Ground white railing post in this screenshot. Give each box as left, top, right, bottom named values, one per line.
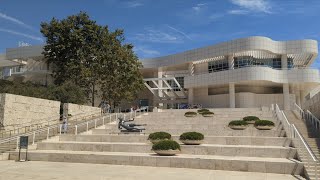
left=86, top=122, right=89, bottom=132
left=16, top=137, right=19, bottom=150
left=116, top=113, right=117, bottom=120
left=32, top=131, right=36, bottom=145
left=59, top=124, right=62, bottom=135
left=94, top=119, right=97, bottom=128
left=75, top=125, right=78, bottom=135
left=47, top=127, right=50, bottom=140
left=103, top=117, right=105, bottom=125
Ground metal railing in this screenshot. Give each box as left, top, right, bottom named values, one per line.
left=274, top=104, right=318, bottom=179
left=0, top=106, right=149, bottom=154
left=0, top=110, right=107, bottom=139
left=0, top=116, right=60, bottom=139
left=292, top=103, right=320, bottom=138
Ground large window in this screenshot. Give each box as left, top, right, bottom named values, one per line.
left=208, top=60, right=229, bottom=73
left=234, top=56, right=283, bottom=69
left=167, top=77, right=184, bottom=91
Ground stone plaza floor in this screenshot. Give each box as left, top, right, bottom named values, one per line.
left=0, top=160, right=303, bottom=180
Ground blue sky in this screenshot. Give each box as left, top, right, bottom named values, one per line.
left=0, top=0, right=320, bottom=67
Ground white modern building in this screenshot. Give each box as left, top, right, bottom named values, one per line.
left=0, top=45, right=50, bottom=85
left=0, top=36, right=319, bottom=110
left=140, top=36, right=320, bottom=110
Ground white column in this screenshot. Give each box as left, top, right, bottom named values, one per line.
left=228, top=55, right=234, bottom=70
left=188, top=63, right=194, bottom=105
left=157, top=69, right=163, bottom=108
left=229, top=83, right=235, bottom=108
left=294, top=86, right=301, bottom=107
left=158, top=70, right=163, bottom=98
left=188, top=63, right=194, bottom=76
left=281, top=54, right=288, bottom=69
left=283, top=83, right=290, bottom=110
left=300, top=90, right=308, bottom=108
left=188, top=88, right=194, bottom=105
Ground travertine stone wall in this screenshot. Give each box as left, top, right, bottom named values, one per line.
left=63, top=103, right=100, bottom=122
left=304, top=93, right=320, bottom=119
left=0, top=93, right=60, bottom=127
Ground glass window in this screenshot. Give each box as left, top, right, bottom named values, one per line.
left=208, top=60, right=229, bottom=73
left=167, top=77, right=184, bottom=91
left=287, top=58, right=294, bottom=69
left=234, top=56, right=282, bottom=69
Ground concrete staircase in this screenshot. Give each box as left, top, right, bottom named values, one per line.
left=285, top=110, right=320, bottom=179
left=9, top=108, right=305, bottom=177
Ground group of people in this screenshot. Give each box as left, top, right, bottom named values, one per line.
left=99, top=100, right=111, bottom=114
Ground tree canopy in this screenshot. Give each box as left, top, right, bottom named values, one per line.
left=0, top=79, right=87, bottom=104
left=40, top=12, right=144, bottom=106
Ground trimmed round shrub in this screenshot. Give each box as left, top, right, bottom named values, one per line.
left=179, top=132, right=204, bottom=140
left=148, top=132, right=171, bottom=140
left=228, top=120, right=248, bottom=126
left=152, top=140, right=181, bottom=151
left=254, top=120, right=275, bottom=126
left=197, top=109, right=210, bottom=114
left=243, top=116, right=260, bottom=122
left=201, top=111, right=214, bottom=115
left=185, top=111, right=197, bottom=116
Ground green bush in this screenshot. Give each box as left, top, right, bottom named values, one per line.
left=0, top=79, right=87, bottom=104
left=201, top=111, right=214, bottom=115
left=197, top=109, right=210, bottom=114
left=254, top=120, right=275, bottom=126
left=152, top=140, right=181, bottom=151
left=184, top=112, right=197, bottom=116
left=179, top=132, right=204, bottom=140
left=148, top=132, right=171, bottom=140
left=243, top=116, right=260, bottom=122
left=228, top=120, right=248, bottom=126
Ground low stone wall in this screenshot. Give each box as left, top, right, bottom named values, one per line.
left=304, top=92, right=320, bottom=119
left=0, top=93, right=60, bottom=128
left=63, top=103, right=101, bottom=122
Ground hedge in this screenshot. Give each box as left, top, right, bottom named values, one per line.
left=152, top=140, right=181, bottom=151
left=179, top=132, right=204, bottom=140
left=148, top=132, right=171, bottom=140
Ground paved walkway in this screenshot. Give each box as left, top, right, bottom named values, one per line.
left=0, top=161, right=303, bottom=180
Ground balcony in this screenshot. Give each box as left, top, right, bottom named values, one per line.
left=184, top=66, right=320, bottom=88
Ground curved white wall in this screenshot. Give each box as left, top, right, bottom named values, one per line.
left=141, top=36, right=318, bottom=68
left=185, top=66, right=320, bottom=88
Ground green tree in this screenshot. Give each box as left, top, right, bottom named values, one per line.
left=40, top=12, right=144, bottom=106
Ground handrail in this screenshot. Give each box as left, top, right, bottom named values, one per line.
left=0, top=110, right=104, bottom=139
left=291, top=124, right=318, bottom=161
left=274, top=103, right=318, bottom=179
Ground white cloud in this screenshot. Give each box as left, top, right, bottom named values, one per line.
left=0, top=12, right=35, bottom=30
left=230, top=0, right=272, bottom=13
left=228, top=9, right=249, bottom=15
left=125, top=1, right=143, bottom=8
left=134, top=46, right=160, bottom=57
left=192, top=3, right=207, bottom=12
left=166, top=25, right=192, bottom=40
left=0, top=28, right=43, bottom=42
left=132, top=26, right=189, bottom=43
left=209, top=13, right=225, bottom=20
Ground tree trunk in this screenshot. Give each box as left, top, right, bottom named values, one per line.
left=91, top=83, right=95, bottom=107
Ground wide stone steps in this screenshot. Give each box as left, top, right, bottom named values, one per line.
left=132, top=118, right=277, bottom=124
left=36, top=141, right=296, bottom=158
left=59, top=134, right=291, bottom=146
left=92, top=127, right=285, bottom=137
left=142, top=115, right=275, bottom=120
left=9, top=150, right=303, bottom=175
